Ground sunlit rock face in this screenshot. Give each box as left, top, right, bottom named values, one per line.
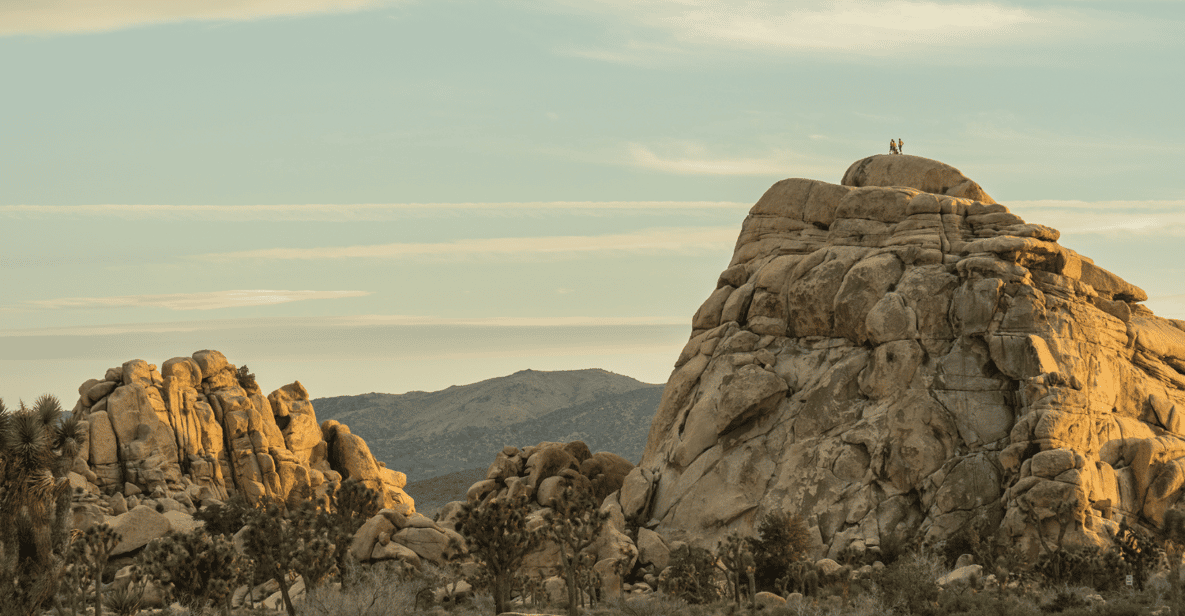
left=620, top=154, right=1185, bottom=560
left=71, top=350, right=413, bottom=513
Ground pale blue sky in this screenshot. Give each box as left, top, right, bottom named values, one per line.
left=2, top=0, right=1182, bottom=403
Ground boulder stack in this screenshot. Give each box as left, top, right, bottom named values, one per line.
left=618, top=154, right=1185, bottom=560
left=433, top=441, right=642, bottom=591
left=67, top=350, right=413, bottom=525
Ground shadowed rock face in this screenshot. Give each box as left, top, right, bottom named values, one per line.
left=70, top=350, right=413, bottom=513
left=620, top=155, right=1183, bottom=560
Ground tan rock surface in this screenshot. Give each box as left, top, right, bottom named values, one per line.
left=67, top=350, right=415, bottom=520
left=625, top=155, right=1183, bottom=558
left=109, top=505, right=173, bottom=556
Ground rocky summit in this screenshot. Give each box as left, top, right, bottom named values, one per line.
left=613, top=154, right=1185, bottom=560
left=66, top=350, right=412, bottom=535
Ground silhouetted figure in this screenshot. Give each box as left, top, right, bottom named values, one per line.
left=897, top=138, right=903, bottom=154
left=889, top=139, right=898, bottom=154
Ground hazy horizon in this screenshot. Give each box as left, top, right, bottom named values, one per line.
left=2, top=0, right=1182, bottom=405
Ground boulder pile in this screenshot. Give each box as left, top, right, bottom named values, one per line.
left=613, top=154, right=1185, bottom=560
left=425, top=441, right=654, bottom=601
left=65, top=350, right=413, bottom=543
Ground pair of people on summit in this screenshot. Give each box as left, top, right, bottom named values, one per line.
left=889, top=138, right=904, bottom=154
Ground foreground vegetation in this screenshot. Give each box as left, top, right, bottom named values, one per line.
left=10, top=393, right=1185, bottom=615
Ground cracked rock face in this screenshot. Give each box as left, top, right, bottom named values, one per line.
left=71, top=350, right=413, bottom=513
left=622, top=154, right=1185, bottom=560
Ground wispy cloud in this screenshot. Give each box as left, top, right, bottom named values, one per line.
left=11, top=290, right=370, bottom=312
left=0, top=201, right=749, bottom=221
left=543, top=0, right=1109, bottom=62
left=1007, top=200, right=1185, bottom=236
left=626, top=142, right=836, bottom=176
left=0, top=314, right=688, bottom=337
left=193, top=226, right=737, bottom=261
left=0, top=0, right=399, bottom=36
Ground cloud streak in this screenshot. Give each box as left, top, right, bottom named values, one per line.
left=0, top=314, right=689, bottom=337
left=0, top=0, right=398, bottom=36
left=14, top=290, right=370, bottom=311
left=194, top=226, right=737, bottom=261
left=626, top=142, right=836, bottom=176
left=0, top=201, right=750, bottom=221
left=545, top=0, right=1105, bottom=62
left=1007, top=200, right=1185, bottom=236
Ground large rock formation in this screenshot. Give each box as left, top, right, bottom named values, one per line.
left=67, top=350, right=413, bottom=526
left=621, top=154, right=1185, bottom=560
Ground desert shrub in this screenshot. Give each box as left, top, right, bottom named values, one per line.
left=297, top=563, right=417, bottom=616
left=660, top=544, right=720, bottom=604
left=750, top=511, right=811, bottom=591
left=936, top=588, right=1043, bottom=616
left=877, top=527, right=919, bottom=567
left=599, top=594, right=692, bottom=616
left=1038, top=587, right=1090, bottom=613
left=1033, top=544, right=1124, bottom=591
left=236, top=365, right=257, bottom=392
left=193, top=493, right=254, bottom=537
left=874, top=550, right=943, bottom=616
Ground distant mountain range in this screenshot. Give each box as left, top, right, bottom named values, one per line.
left=312, top=369, right=664, bottom=482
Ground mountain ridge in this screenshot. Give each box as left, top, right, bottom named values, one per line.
left=313, top=368, right=663, bottom=482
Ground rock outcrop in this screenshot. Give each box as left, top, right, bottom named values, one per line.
left=66, top=350, right=413, bottom=530
left=429, top=441, right=643, bottom=598
left=621, top=154, right=1185, bottom=560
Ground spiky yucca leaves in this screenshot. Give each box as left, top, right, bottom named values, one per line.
left=0, top=394, right=87, bottom=616
left=70, top=523, right=121, bottom=616
left=103, top=569, right=145, bottom=616
left=543, top=486, right=609, bottom=616
left=456, top=493, right=541, bottom=615
left=137, top=529, right=246, bottom=616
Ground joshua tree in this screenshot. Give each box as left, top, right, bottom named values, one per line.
left=138, top=529, right=246, bottom=616
left=240, top=497, right=336, bottom=616
left=0, top=394, right=87, bottom=616
left=70, top=524, right=121, bottom=616
left=543, top=486, right=609, bottom=616
left=455, top=492, right=540, bottom=615
left=322, top=478, right=381, bottom=588
left=718, top=532, right=754, bottom=607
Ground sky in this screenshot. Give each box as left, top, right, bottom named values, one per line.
left=1, top=0, right=1183, bottom=405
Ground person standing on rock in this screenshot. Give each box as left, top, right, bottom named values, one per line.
left=897, top=138, right=903, bottom=154
left=889, top=139, right=898, bottom=154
